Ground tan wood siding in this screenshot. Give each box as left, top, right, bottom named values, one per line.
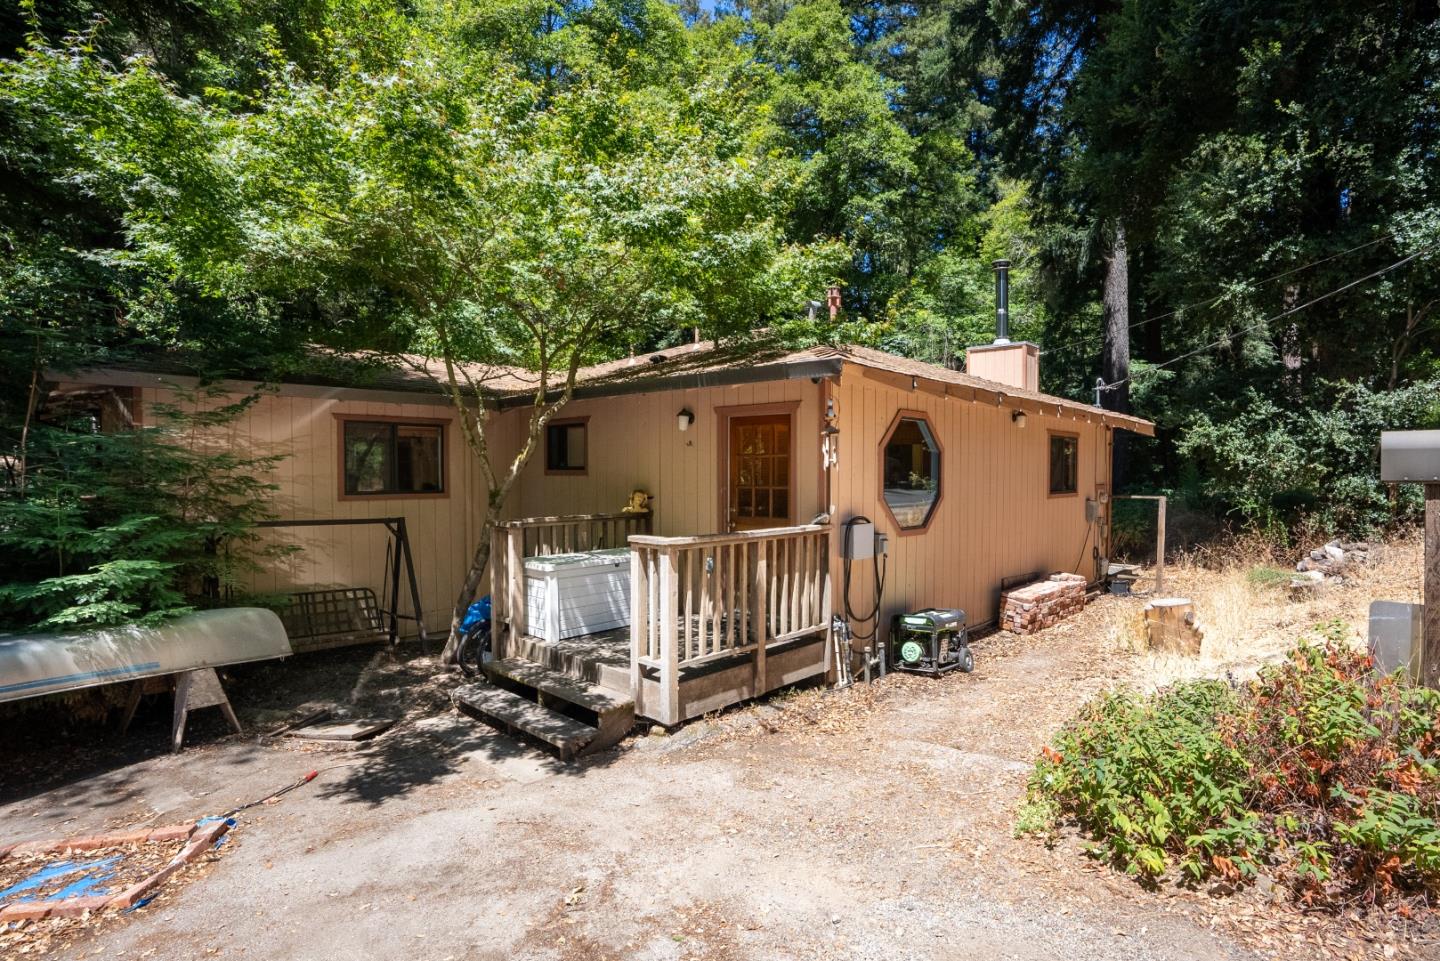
left=136, top=386, right=506, bottom=636
left=499, top=379, right=822, bottom=536
left=827, top=363, right=1111, bottom=636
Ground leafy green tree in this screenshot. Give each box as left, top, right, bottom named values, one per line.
left=2, top=2, right=843, bottom=655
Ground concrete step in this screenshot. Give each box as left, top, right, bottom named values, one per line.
left=482, top=658, right=634, bottom=755
left=503, top=632, right=631, bottom=694
left=452, top=682, right=596, bottom=762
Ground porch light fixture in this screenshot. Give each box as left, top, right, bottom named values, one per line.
left=1012, top=409, right=1027, bottom=428
left=677, top=408, right=694, bottom=432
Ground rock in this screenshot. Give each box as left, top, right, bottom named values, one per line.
left=1323, top=544, right=1346, bottom=563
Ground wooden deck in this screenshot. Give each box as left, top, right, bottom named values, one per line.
left=490, top=514, right=834, bottom=728
left=494, top=623, right=828, bottom=727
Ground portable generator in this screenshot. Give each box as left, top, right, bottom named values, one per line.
left=890, top=608, right=973, bottom=677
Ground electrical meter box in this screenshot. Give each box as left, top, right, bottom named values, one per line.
left=1380, top=430, right=1440, bottom=483
left=843, top=519, right=876, bottom=560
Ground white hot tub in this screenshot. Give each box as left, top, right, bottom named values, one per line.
left=523, top=548, right=631, bottom=643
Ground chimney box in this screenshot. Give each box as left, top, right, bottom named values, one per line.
left=966, top=341, right=1040, bottom=392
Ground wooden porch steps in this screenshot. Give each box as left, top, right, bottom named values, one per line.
left=451, top=657, right=635, bottom=761
left=452, top=683, right=599, bottom=761
left=502, top=630, right=631, bottom=694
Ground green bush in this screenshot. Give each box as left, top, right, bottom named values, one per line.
left=1176, top=380, right=1440, bottom=538
left=1023, top=630, right=1440, bottom=906
left=1245, top=565, right=1292, bottom=590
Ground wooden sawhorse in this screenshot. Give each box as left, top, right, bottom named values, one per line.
left=118, top=668, right=243, bottom=752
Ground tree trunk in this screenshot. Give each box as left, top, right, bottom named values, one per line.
left=1101, top=219, right=1131, bottom=487
left=441, top=504, right=501, bottom=663
left=1281, top=284, right=1302, bottom=402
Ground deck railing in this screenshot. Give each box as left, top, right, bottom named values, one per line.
left=629, top=525, right=832, bottom=724
left=490, top=511, right=653, bottom=638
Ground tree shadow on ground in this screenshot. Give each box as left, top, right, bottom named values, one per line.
left=311, top=696, right=628, bottom=806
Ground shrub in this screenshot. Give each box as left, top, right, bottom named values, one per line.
left=1245, top=565, right=1292, bottom=591
left=1028, top=679, right=1259, bottom=881
left=1023, top=630, right=1440, bottom=907
left=0, top=385, right=288, bottom=629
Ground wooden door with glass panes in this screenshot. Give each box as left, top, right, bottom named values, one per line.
left=727, top=414, right=793, bottom=531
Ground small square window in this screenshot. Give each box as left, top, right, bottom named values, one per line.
left=343, top=420, right=444, bottom=496
left=1049, top=434, right=1079, bottom=495
left=546, top=420, right=587, bottom=473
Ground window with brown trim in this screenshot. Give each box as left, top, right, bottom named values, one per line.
left=343, top=420, right=444, bottom=495
left=881, top=415, right=941, bottom=530
left=545, top=419, right=588, bottom=473
left=1049, top=433, right=1079, bottom=495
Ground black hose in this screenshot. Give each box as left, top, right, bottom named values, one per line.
left=842, top=518, right=887, bottom=642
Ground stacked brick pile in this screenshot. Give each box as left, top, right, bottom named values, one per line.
left=999, top=572, right=1088, bottom=634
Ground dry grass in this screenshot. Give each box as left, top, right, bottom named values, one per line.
left=1104, top=529, right=1423, bottom=690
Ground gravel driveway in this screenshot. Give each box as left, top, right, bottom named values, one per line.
left=2, top=605, right=1272, bottom=961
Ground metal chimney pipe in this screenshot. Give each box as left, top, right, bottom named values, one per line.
left=992, top=260, right=1012, bottom=344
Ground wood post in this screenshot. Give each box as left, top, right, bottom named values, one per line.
left=629, top=546, right=644, bottom=706
left=1425, top=485, right=1440, bottom=689
left=490, top=525, right=508, bottom=640
left=506, top=527, right=525, bottom=639
left=659, top=547, right=680, bottom=726
left=1112, top=494, right=1166, bottom=592
left=753, top=541, right=769, bottom=694
left=1155, top=495, right=1167, bottom=595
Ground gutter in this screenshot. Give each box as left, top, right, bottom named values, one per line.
left=492, top=358, right=846, bottom=410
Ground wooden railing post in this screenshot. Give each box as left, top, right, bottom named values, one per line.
left=820, top=530, right=834, bottom=680
left=629, top=546, right=645, bottom=706
left=491, top=525, right=509, bottom=646
left=753, top=540, right=768, bottom=694
left=506, top=524, right=526, bottom=639
left=659, top=547, right=681, bottom=726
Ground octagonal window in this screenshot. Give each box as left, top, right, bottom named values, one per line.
left=881, top=415, right=941, bottom=530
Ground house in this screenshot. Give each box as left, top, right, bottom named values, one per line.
left=57, top=287, right=1154, bottom=754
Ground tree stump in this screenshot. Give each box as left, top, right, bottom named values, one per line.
left=1143, top=598, right=1204, bottom=655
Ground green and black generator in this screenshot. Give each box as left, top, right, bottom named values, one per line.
left=890, top=608, right=973, bottom=677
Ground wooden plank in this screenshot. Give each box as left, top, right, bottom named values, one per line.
left=628, top=524, right=826, bottom=548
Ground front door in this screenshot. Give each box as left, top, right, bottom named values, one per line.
left=727, top=414, right=793, bottom=531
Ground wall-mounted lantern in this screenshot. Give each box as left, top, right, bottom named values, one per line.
left=676, top=408, right=694, bottom=432
left=1011, top=409, right=1028, bottom=429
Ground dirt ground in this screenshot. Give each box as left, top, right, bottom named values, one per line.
left=0, top=542, right=1431, bottom=961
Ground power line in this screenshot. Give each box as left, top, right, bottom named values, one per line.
left=1096, top=244, right=1437, bottom=393
left=1037, top=233, right=1395, bottom=358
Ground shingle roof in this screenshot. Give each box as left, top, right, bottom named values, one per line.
left=68, top=339, right=1154, bottom=435
left=546, top=340, right=1155, bottom=436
